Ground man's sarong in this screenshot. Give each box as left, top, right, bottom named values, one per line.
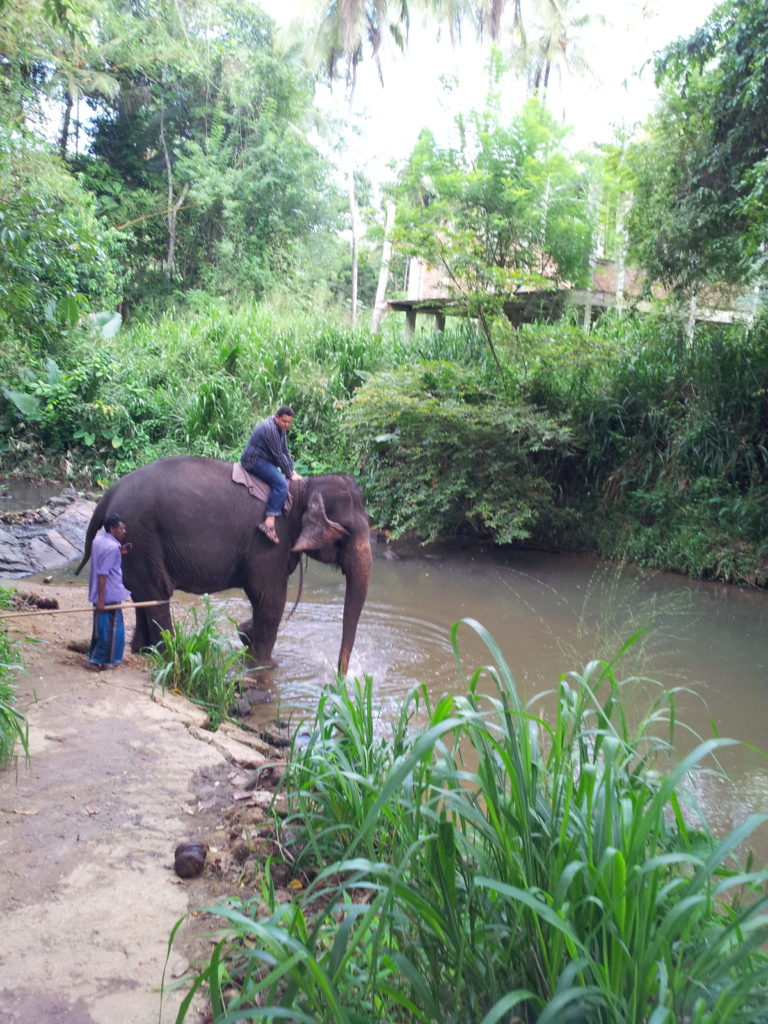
left=88, top=608, right=125, bottom=667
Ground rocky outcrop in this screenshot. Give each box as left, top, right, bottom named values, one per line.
left=0, top=491, right=96, bottom=578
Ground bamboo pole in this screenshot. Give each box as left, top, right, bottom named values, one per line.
left=0, top=599, right=171, bottom=621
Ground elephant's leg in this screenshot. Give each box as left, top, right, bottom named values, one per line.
left=132, top=598, right=174, bottom=653
left=240, top=578, right=288, bottom=667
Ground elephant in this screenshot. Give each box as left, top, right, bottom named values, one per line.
left=75, top=456, right=372, bottom=674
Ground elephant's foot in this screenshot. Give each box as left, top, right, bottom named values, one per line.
left=245, top=650, right=278, bottom=670
left=237, top=618, right=278, bottom=669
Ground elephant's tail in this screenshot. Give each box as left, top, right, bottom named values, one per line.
left=74, top=503, right=106, bottom=576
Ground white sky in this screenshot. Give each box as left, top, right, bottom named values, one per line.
left=260, top=0, right=718, bottom=182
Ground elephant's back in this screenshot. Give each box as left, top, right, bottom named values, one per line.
left=109, top=456, right=262, bottom=594
left=104, top=455, right=256, bottom=537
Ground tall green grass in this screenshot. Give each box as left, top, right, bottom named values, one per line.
left=147, top=597, right=248, bottom=730
left=0, top=589, right=29, bottom=768
left=169, top=621, right=768, bottom=1023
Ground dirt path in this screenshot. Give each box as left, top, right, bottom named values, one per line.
left=0, top=583, right=281, bottom=1024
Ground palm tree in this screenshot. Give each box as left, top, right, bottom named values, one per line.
left=53, top=56, right=118, bottom=158
left=510, top=0, right=595, bottom=108
left=297, top=0, right=515, bottom=323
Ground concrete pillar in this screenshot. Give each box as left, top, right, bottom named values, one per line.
left=434, top=312, right=446, bottom=332
left=405, top=309, right=417, bottom=338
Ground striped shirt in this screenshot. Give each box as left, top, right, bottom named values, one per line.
left=240, top=416, right=295, bottom=479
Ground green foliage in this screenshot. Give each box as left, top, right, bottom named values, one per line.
left=580, top=314, right=768, bottom=494
left=146, top=597, right=248, bottom=731
left=342, top=360, right=573, bottom=543
left=523, top=311, right=768, bottom=581
left=629, top=0, right=768, bottom=288
left=0, top=301, right=387, bottom=481
left=0, top=126, right=124, bottom=358
left=393, top=99, right=595, bottom=342
left=171, top=623, right=768, bottom=1022
left=0, top=591, right=29, bottom=769
left=80, top=0, right=344, bottom=305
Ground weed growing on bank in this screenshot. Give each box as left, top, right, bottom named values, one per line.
left=0, top=588, right=29, bottom=768
left=147, top=597, right=249, bottom=731
left=171, top=621, right=768, bottom=1023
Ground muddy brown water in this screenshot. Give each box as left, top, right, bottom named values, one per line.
left=0, top=478, right=62, bottom=512
left=46, top=541, right=768, bottom=858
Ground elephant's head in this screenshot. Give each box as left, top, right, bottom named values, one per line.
left=291, top=476, right=372, bottom=674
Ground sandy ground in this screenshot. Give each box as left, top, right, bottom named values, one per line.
left=0, top=583, right=284, bottom=1024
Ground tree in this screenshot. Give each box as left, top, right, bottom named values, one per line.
left=509, top=0, right=595, bottom=107
left=627, top=0, right=768, bottom=290
left=0, top=125, right=123, bottom=355
left=0, top=0, right=118, bottom=152
left=392, top=98, right=594, bottom=353
left=76, top=0, right=343, bottom=304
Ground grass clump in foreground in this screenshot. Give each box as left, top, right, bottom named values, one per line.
left=168, top=620, right=768, bottom=1023
left=147, top=596, right=248, bottom=730
left=0, top=589, right=29, bottom=769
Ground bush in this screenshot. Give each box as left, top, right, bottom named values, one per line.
left=342, top=361, right=574, bottom=543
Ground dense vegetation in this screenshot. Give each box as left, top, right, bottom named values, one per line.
left=3, top=3, right=768, bottom=1018
left=171, top=624, right=768, bottom=1022
left=2, top=301, right=766, bottom=585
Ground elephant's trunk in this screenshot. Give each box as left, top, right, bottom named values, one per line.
left=338, top=534, right=372, bottom=675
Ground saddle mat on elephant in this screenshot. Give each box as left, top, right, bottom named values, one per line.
left=231, top=463, right=293, bottom=513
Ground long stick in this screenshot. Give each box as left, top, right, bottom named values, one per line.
left=0, top=599, right=172, bottom=621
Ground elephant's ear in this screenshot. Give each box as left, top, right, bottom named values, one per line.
left=291, top=491, right=349, bottom=553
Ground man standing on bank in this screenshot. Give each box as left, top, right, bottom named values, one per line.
left=86, top=513, right=132, bottom=671
left=240, top=405, right=303, bottom=544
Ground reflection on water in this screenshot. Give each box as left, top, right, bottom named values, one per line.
left=38, top=542, right=768, bottom=857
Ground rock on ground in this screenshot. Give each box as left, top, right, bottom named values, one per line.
left=0, top=492, right=96, bottom=578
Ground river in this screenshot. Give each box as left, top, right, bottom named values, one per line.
left=209, top=542, right=768, bottom=849
left=39, top=538, right=768, bottom=854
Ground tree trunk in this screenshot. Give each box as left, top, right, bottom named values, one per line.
left=583, top=178, right=600, bottom=330
left=349, top=174, right=359, bottom=325
left=344, top=74, right=361, bottom=326
left=159, top=110, right=187, bottom=284
left=59, top=92, right=73, bottom=160
left=371, top=200, right=396, bottom=334
left=685, top=291, right=697, bottom=342
left=615, top=195, right=630, bottom=311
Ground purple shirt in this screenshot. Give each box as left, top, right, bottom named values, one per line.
left=88, top=530, right=132, bottom=606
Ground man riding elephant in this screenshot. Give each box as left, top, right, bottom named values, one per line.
left=240, top=405, right=303, bottom=544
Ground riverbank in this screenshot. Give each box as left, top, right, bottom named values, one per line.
left=0, top=583, right=287, bottom=1024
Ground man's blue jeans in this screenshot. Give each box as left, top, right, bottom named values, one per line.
left=248, top=460, right=288, bottom=516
